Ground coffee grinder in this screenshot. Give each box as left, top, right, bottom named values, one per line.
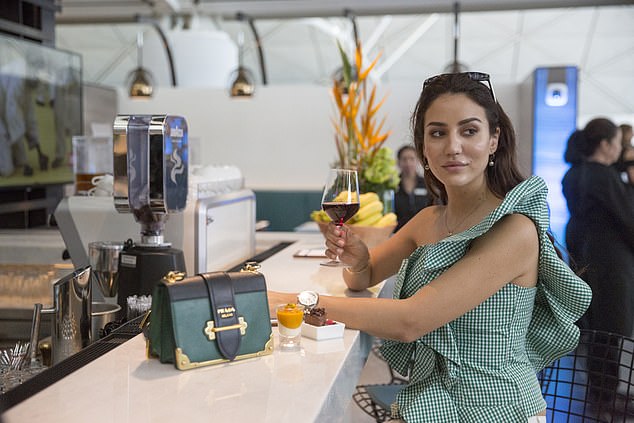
left=112, top=114, right=188, bottom=316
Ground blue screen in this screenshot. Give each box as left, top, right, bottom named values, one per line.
left=532, top=66, right=578, bottom=254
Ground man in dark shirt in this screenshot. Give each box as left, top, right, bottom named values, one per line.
left=394, top=145, right=432, bottom=231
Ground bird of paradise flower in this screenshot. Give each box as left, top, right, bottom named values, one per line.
left=331, top=41, right=391, bottom=174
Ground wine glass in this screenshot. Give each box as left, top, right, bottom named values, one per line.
left=320, top=168, right=360, bottom=267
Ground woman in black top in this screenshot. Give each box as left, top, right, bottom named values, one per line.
left=562, top=117, right=634, bottom=406
left=394, top=145, right=432, bottom=231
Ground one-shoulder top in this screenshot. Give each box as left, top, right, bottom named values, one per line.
left=380, top=176, right=592, bottom=422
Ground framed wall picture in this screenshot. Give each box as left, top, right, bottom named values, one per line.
left=0, top=33, right=82, bottom=188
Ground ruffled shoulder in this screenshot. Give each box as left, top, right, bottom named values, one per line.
left=381, top=176, right=592, bottom=380
left=500, top=176, right=592, bottom=370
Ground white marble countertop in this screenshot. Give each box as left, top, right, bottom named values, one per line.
left=3, top=232, right=383, bottom=423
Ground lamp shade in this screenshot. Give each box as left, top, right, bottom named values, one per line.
left=127, top=67, right=155, bottom=97
left=229, top=66, right=255, bottom=97
left=128, top=31, right=155, bottom=98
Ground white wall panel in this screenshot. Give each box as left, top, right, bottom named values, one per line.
left=116, top=82, right=525, bottom=190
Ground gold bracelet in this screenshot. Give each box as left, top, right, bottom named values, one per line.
left=345, top=262, right=370, bottom=274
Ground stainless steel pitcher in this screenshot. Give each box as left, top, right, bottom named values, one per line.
left=31, top=265, right=92, bottom=365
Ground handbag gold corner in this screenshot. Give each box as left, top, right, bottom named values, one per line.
left=175, top=334, right=274, bottom=371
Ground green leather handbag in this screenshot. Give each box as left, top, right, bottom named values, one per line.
left=147, top=268, right=274, bottom=370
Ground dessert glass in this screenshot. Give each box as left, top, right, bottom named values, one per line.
left=276, top=303, right=305, bottom=351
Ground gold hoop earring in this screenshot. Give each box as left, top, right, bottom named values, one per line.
left=423, top=160, right=430, bottom=170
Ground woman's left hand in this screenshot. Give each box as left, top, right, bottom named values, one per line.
left=268, top=291, right=297, bottom=315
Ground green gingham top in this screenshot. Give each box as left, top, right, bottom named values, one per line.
left=380, top=176, right=592, bottom=422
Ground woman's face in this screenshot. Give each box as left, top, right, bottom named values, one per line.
left=605, top=130, right=623, bottom=165
left=422, top=93, right=499, bottom=190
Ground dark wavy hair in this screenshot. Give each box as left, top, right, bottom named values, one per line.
left=564, top=117, right=618, bottom=165
left=411, top=73, right=524, bottom=204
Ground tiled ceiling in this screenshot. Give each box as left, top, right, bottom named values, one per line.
left=54, top=1, right=634, bottom=118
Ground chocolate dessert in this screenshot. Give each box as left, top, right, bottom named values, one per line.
left=304, top=307, right=327, bottom=327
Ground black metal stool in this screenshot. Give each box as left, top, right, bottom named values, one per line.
left=352, top=338, right=408, bottom=422
left=539, top=329, right=634, bottom=422
left=354, top=330, right=634, bottom=422
left=352, top=383, right=405, bottom=422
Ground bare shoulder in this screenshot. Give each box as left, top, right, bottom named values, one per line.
left=396, top=205, right=443, bottom=244
left=403, top=204, right=440, bottom=224
left=475, top=213, right=538, bottom=248
left=495, top=213, right=537, bottom=238
left=469, top=213, right=539, bottom=286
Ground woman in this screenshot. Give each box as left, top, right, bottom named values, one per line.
left=394, top=144, right=432, bottom=231
left=269, top=73, right=591, bottom=422
left=562, top=118, right=634, bottom=406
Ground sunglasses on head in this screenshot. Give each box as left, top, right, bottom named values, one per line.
left=422, top=72, right=497, bottom=103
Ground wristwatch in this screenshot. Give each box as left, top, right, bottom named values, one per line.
left=297, top=290, right=319, bottom=312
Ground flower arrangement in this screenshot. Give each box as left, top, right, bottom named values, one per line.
left=310, top=42, right=399, bottom=237
left=331, top=42, right=399, bottom=194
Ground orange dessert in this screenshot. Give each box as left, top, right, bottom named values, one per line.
left=276, top=303, right=304, bottom=329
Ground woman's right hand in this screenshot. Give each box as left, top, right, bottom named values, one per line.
left=323, top=223, right=370, bottom=272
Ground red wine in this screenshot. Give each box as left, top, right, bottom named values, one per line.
left=322, top=202, right=360, bottom=225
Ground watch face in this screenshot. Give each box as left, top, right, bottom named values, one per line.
left=298, top=291, right=318, bottom=308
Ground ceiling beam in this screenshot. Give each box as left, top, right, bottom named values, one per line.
left=56, top=0, right=634, bottom=24
left=194, top=0, right=634, bottom=18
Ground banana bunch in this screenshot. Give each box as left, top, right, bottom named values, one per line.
left=310, top=192, right=397, bottom=228
left=349, top=192, right=397, bottom=227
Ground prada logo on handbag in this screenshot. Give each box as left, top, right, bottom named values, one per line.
left=204, top=316, right=248, bottom=341
left=217, top=306, right=236, bottom=319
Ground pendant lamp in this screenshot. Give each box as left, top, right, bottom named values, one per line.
left=229, top=31, right=255, bottom=97
left=127, top=31, right=155, bottom=98
left=443, top=2, right=468, bottom=73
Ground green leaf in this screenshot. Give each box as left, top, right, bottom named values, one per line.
left=337, top=41, right=352, bottom=89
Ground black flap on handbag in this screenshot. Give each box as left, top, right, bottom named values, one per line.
left=201, top=272, right=241, bottom=361
left=168, top=271, right=266, bottom=301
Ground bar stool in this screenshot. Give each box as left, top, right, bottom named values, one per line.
left=352, top=338, right=408, bottom=422
left=539, top=329, right=634, bottom=422
left=354, top=330, right=634, bottom=422
left=352, top=383, right=405, bottom=422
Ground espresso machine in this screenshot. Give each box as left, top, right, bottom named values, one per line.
left=112, top=114, right=188, bottom=315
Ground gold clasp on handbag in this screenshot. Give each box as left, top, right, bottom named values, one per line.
left=204, top=317, right=248, bottom=341
left=241, top=261, right=261, bottom=273
left=163, top=270, right=186, bottom=284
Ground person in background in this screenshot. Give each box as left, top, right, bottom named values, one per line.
left=50, top=65, right=81, bottom=168
left=0, top=56, right=49, bottom=177
left=393, top=144, right=432, bottom=231
left=617, top=124, right=634, bottom=185
left=562, top=118, right=634, bottom=408
left=270, top=72, right=591, bottom=422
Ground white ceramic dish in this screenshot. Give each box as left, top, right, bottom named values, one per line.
left=301, top=321, right=345, bottom=340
